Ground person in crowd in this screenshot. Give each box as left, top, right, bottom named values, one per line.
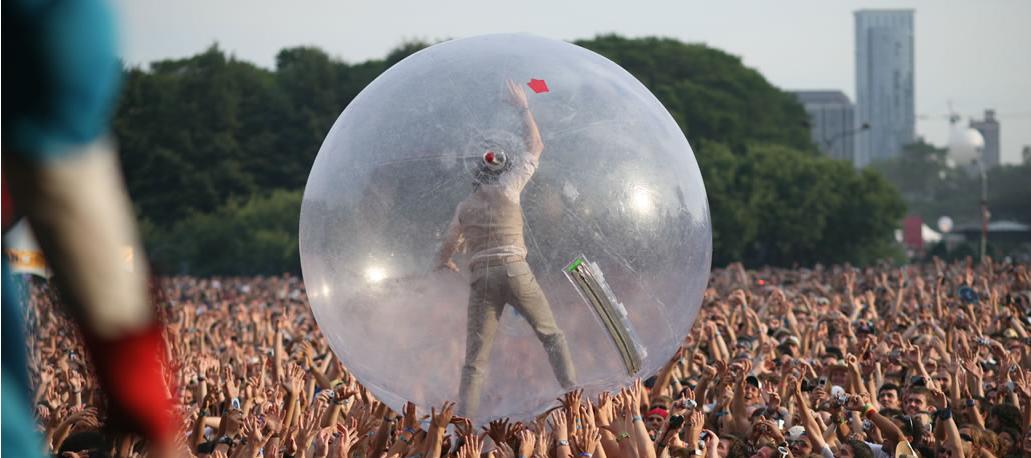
left=14, top=257, right=1031, bottom=457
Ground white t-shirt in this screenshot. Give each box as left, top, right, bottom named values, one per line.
left=453, top=154, right=538, bottom=262
left=492, top=154, right=538, bottom=203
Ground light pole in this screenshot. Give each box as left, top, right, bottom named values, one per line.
left=977, top=154, right=989, bottom=259
left=823, top=123, right=870, bottom=160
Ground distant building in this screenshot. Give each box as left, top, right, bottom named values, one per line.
left=970, top=109, right=1000, bottom=168
left=791, top=91, right=858, bottom=163
left=855, top=9, right=915, bottom=167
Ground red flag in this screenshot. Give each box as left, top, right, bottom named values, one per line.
left=527, top=79, right=549, bottom=94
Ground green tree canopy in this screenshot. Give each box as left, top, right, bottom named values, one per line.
left=115, top=36, right=903, bottom=274
left=575, top=35, right=815, bottom=153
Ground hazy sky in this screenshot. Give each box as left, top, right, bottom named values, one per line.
left=113, top=0, right=1030, bottom=164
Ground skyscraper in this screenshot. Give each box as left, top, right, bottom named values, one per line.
left=970, top=109, right=1000, bottom=168
left=855, top=9, right=915, bottom=167
left=791, top=90, right=857, bottom=163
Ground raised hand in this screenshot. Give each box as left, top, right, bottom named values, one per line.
left=313, top=428, right=334, bottom=458
left=843, top=393, right=871, bottom=412
left=927, top=388, right=949, bottom=411
left=241, top=415, right=266, bottom=447
left=517, top=429, right=536, bottom=458
left=594, top=392, right=614, bottom=426
left=282, top=363, right=305, bottom=396
left=550, top=409, right=570, bottom=442
left=431, top=401, right=456, bottom=429
left=558, top=388, right=584, bottom=412
left=223, top=366, right=240, bottom=401
left=334, top=424, right=360, bottom=458
left=505, top=80, right=529, bottom=110
left=458, top=434, right=484, bottom=458
left=484, top=418, right=514, bottom=446
left=572, top=424, right=601, bottom=457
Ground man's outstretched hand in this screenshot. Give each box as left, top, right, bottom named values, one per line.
left=505, top=80, right=529, bottom=110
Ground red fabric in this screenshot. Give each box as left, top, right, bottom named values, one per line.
left=527, top=78, right=549, bottom=94
left=646, top=407, right=669, bottom=419
left=902, top=215, right=923, bottom=251
left=82, top=323, right=176, bottom=445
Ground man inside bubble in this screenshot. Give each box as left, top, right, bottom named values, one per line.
left=435, top=79, right=577, bottom=416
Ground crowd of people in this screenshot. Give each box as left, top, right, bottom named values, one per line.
left=16, top=258, right=1031, bottom=457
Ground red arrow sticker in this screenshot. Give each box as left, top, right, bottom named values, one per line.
left=527, top=79, right=549, bottom=94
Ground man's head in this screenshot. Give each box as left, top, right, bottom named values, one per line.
left=904, top=386, right=929, bottom=416
left=646, top=407, right=668, bottom=432
left=743, top=375, right=762, bottom=403
left=785, top=426, right=811, bottom=457
left=717, top=434, right=748, bottom=458
left=650, top=395, right=673, bottom=411
left=829, top=332, right=849, bottom=351
left=878, top=383, right=901, bottom=410
left=997, top=428, right=1020, bottom=456
left=748, top=445, right=776, bottom=458
left=821, top=347, right=844, bottom=367
left=779, top=335, right=800, bottom=349
left=473, top=147, right=511, bottom=185
left=987, top=403, right=1021, bottom=431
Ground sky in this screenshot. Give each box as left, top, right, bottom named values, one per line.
left=112, top=0, right=1031, bottom=164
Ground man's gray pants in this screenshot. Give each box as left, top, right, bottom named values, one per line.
left=458, top=259, right=577, bottom=417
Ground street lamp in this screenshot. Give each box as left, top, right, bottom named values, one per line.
left=823, top=122, right=870, bottom=159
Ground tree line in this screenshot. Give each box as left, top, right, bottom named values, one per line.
left=114, top=35, right=906, bottom=275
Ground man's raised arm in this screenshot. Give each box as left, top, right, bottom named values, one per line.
left=505, top=79, right=544, bottom=160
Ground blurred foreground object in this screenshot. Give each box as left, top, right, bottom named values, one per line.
left=2, top=0, right=175, bottom=455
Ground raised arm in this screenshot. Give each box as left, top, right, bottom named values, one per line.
left=505, top=80, right=544, bottom=160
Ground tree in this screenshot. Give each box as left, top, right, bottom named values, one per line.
left=575, top=35, right=816, bottom=154
left=871, top=140, right=1031, bottom=227
left=114, top=36, right=908, bottom=274
left=145, top=190, right=302, bottom=276
left=693, top=141, right=904, bottom=267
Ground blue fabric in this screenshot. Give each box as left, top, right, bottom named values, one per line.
left=2, top=262, right=43, bottom=457
left=2, top=0, right=121, bottom=161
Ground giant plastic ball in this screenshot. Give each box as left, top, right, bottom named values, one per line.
left=300, top=34, right=711, bottom=423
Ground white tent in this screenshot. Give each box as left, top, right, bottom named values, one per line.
left=894, top=223, right=942, bottom=245
left=922, top=224, right=942, bottom=244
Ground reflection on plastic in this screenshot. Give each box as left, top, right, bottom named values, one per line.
left=364, top=266, right=387, bottom=284
left=629, top=185, right=655, bottom=216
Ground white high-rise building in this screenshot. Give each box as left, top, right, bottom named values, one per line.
left=855, top=9, right=915, bottom=167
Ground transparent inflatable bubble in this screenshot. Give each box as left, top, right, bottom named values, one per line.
left=300, top=34, right=711, bottom=423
